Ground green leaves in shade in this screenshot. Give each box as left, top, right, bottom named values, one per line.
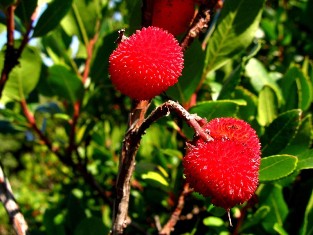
left=204, top=0, right=265, bottom=73
left=47, top=65, right=84, bottom=103
left=281, top=66, right=313, bottom=111
left=260, top=184, right=288, bottom=233
left=89, top=31, right=118, bottom=83
left=74, top=217, right=109, bottom=235
left=296, top=149, right=313, bottom=171
left=0, top=46, right=41, bottom=103
left=189, top=100, right=246, bottom=121
left=259, top=155, right=298, bottom=182
left=261, top=109, right=302, bottom=156
left=15, top=0, right=37, bottom=27
left=33, top=0, right=73, bottom=37
left=239, top=206, right=270, bottom=232
left=167, top=41, right=205, bottom=103
left=300, top=190, right=313, bottom=235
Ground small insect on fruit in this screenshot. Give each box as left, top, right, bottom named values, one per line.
left=109, top=26, right=184, bottom=100
left=183, top=118, right=261, bottom=215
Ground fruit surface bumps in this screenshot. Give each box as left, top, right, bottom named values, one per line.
left=152, top=0, right=195, bottom=36
left=183, top=118, right=261, bottom=209
left=109, top=27, right=184, bottom=100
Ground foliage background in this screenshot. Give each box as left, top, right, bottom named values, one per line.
left=0, top=0, right=313, bottom=234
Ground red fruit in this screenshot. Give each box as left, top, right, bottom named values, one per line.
left=109, top=27, right=184, bottom=100
left=183, top=118, right=261, bottom=209
left=152, top=0, right=195, bottom=36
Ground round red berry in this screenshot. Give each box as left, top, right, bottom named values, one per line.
left=109, top=27, right=184, bottom=100
left=183, top=118, right=261, bottom=209
left=152, top=0, right=195, bottom=36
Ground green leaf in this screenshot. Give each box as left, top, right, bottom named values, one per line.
left=261, top=109, right=302, bottom=156
left=203, top=216, right=225, bottom=227
left=189, top=100, right=246, bottom=121
left=61, top=0, right=100, bottom=44
left=280, top=66, right=313, bottom=111
left=167, top=41, right=205, bottom=103
left=260, top=184, right=288, bottom=233
left=257, top=85, right=278, bottom=126
left=300, top=190, right=313, bottom=235
left=217, top=64, right=242, bottom=100
left=89, top=31, right=118, bottom=83
left=245, top=58, right=283, bottom=104
left=74, top=217, right=109, bottom=235
left=259, top=155, right=298, bottom=182
left=274, top=223, right=288, bottom=235
left=47, top=65, right=84, bottom=103
left=204, top=0, right=265, bottom=73
left=33, top=0, right=73, bottom=37
left=297, top=149, right=313, bottom=171
left=233, top=86, right=257, bottom=121
left=0, top=46, right=41, bottom=103
left=281, top=114, right=312, bottom=155
left=239, top=206, right=270, bottom=232
left=15, top=0, right=37, bottom=26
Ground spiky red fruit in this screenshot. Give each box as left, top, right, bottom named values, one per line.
left=152, top=0, right=195, bottom=36
left=183, top=118, right=261, bottom=209
left=109, top=27, right=183, bottom=100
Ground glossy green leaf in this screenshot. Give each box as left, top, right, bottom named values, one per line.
left=167, top=41, right=205, bottom=103
left=281, top=114, right=312, bottom=155
left=74, top=217, right=109, bottom=235
left=259, top=155, right=298, bottom=182
left=281, top=66, right=313, bottom=111
left=300, top=190, right=313, bottom=235
left=257, top=85, right=278, bottom=126
left=204, top=0, right=265, bottom=73
left=0, top=46, right=41, bottom=103
left=274, top=223, right=288, bottom=235
left=33, top=0, right=73, bottom=37
left=260, top=184, right=288, bottom=233
left=47, top=65, right=84, bottom=103
left=189, top=100, right=246, bottom=121
left=296, top=149, right=313, bottom=171
left=261, top=109, right=302, bottom=156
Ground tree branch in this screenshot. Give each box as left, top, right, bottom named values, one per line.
left=112, top=100, right=212, bottom=234
left=159, top=182, right=193, bottom=235
left=0, top=164, right=29, bottom=235
left=180, top=0, right=221, bottom=51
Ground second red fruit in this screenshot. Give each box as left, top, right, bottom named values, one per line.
left=183, top=118, right=261, bottom=210
left=152, top=0, right=195, bottom=36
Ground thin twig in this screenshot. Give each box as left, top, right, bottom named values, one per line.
left=111, top=100, right=212, bottom=234
left=0, top=5, right=36, bottom=98
left=180, top=0, right=220, bottom=52
left=159, top=182, right=193, bottom=235
left=0, top=164, right=29, bottom=235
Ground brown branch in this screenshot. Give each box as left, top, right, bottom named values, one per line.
left=112, top=100, right=212, bottom=235
left=0, top=5, right=37, bottom=98
left=0, top=164, right=29, bottom=235
left=159, top=182, right=193, bottom=235
left=180, top=0, right=220, bottom=52
left=112, top=100, right=151, bottom=235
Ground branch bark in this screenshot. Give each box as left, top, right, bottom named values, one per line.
left=0, top=164, right=29, bottom=235
left=111, top=100, right=212, bottom=234
left=180, top=0, right=221, bottom=51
